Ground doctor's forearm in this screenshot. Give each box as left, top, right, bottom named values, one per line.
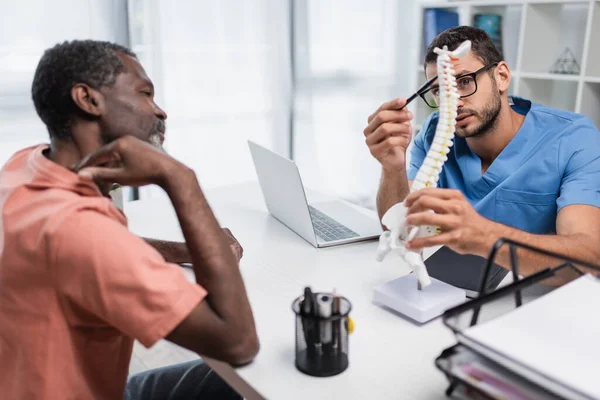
left=377, top=169, right=410, bottom=223
left=480, top=223, right=600, bottom=278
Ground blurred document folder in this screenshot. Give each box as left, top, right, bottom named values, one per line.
left=459, top=274, right=600, bottom=400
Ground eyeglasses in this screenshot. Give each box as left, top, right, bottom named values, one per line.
left=419, top=62, right=499, bottom=109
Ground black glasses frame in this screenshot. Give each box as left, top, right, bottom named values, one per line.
left=419, top=62, right=499, bottom=109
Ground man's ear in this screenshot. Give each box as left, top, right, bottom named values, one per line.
left=495, top=61, right=511, bottom=93
left=71, top=84, right=104, bottom=118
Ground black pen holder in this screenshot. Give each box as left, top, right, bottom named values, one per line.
left=292, top=294, right=352, bottom=377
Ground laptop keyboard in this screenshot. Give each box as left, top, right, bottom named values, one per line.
left=308, top=206, right=360, bottom=242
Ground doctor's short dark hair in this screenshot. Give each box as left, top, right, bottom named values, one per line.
left=424, top=26, right=503, bottom=68
left=31, top=40, right=136, bottom=140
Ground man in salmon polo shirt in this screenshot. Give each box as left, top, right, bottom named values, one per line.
left=0, top=40, right=258, bottom=399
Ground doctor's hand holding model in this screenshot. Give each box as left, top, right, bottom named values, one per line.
left=364, top=26, right=600, bottom=276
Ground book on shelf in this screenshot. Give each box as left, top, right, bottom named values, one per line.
left=423, top=8, right=459, bottom=53
left=473, top=13, right=503, bottom=59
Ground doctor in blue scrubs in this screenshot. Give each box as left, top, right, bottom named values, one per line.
left=364, top=26, right=600, bottom=275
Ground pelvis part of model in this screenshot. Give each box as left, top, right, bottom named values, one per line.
left=375, top=40, right=472, bottom=289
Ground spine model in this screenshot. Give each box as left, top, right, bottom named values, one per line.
left=412, top=44, right=464, bottom=191
left=375, top=40, right=471, bottom=289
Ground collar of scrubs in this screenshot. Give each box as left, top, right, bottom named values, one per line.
left=453, top=96, right=533, bottom=198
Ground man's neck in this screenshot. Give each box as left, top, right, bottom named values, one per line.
left=45, top=128, right=112, bottom=196
left=46, top=137, right=83, bottom=170
left=465, top=97, right=526, bottom=169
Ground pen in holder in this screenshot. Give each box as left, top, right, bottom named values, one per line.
left=292, top=289, right=352, bottom=377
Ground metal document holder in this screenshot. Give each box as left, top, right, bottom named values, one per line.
left=435, top=238, right=600, bottom=399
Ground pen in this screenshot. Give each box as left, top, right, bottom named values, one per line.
left=302, top=287, right=314, bottom=315
left=332, top=289, right=341, bottom=351
left=399, top=75, right=438, bottom=110
left=312, top=290, right=322, bottom=352
left=301, top=287, right=318, bottom=354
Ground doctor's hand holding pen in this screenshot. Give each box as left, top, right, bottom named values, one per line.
left=364, top=98, right=414, bottom=173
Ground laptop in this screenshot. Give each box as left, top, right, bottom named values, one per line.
left=424, top=246, right=509, bottom=298
left=248, top=140, right=382, bottom=248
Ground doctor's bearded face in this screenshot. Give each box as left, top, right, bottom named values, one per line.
left=425, top=50, right=502, bottom=138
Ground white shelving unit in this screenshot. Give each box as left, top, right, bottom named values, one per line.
left=410, top=0, right=600, bottom=130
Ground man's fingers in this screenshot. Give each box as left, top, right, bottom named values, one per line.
left=78, top=166, right=125, bottom=183
left=371, top=98, right=407, bottom=118
left=404, top=188, right=463, bottom=207
left=406, top=232, right=453, bottom=251
left=367, top=98, right=408, bottom=124
left=222, top=228, right=243, bottom=260
left=230, top=244, right=242, bottom=260
left=369, top=135, right=410, bottom=159
left=222, top=228, right=238, bottom=245
left=365, top=121, right=412, bottom=146
left=405, top=211, right=456, bottom=231
left=364, top=109, right=413, bottom=137
left=73, top=143, right=121, bottom=172
left=406, top=195, right=453, bottom=215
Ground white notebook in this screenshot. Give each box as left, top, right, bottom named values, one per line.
left=459, top=274, right=600, bottom=400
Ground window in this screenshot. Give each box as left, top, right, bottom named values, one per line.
left=128, top=0, right=291, bottom=199
left=0, top=0, right=128, bottom=166
left=292, top=0, right=415, bottom=208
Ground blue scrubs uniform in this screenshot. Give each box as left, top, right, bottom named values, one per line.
left=408, top=97, right=600, bottom=234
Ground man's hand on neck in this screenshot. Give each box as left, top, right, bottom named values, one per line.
left=46, top=135, right=114, bottom=196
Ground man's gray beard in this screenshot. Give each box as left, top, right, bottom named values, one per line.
left=149, top=133, right=167, bottom=153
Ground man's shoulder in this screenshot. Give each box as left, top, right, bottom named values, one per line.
left=527, top=99, right=596, bottom=131
left=537, top=107, right=599, bottom=156
left=44, top=201, right=134, bottom=265
left=513, top=97, right=599, bottom=153
left=416, top=111, right=440, bottom=147
left=46, top=198, right=127, bottom=239
left=0, top=144, right=45, bottom=173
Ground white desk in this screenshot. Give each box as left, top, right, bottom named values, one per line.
left=124, top=182, right=457, bottom=399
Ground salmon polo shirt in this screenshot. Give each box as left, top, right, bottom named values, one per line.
left=0, top=145, right=206, bottom=399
